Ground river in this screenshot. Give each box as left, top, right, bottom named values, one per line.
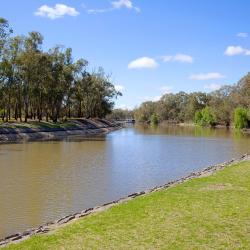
left=0, top=125, right=249, bottom=238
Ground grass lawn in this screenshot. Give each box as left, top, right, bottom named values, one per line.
left=3, top=161, right=250, bottom=250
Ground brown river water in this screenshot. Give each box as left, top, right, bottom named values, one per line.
left=0, top=125, right=249, bottom=238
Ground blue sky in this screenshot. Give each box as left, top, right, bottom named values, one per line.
left=1, top=0, right=250, bottom=109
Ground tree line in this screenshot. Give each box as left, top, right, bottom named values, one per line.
left=133, top=73, right=250, bottom=128
left=0, top=18, right=121, bottom=123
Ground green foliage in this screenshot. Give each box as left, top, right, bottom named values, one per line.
left=0, top=18, right=12, bottom=54
left=234, top=107, right=249, bottom=129
left=133, top=72, right=250, bottom=128
left=134, top=92, right=211, bottom=124
left=106, top=109, right=134, bottom=120
left=0, top=18, right=121, bottom=122
left=194, top=110, right=203, bottom=124
left=150, top=113, right=159, bottom=125
left=194, top=107, right=216, bottom=127
left=134, top=101, right=156, bottom=122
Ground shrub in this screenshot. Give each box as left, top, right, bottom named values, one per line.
left=234, top=107, right=249, bottom=129
left=194, top=107, right=216, bottom=127
left=150, top=113, right=159, bottom=125
left=194, top=110, right=203, bottom=125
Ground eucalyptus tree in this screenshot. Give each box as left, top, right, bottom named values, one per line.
left=134, top=101, right=157, bottom=122
left=84, top=68, right=121, bottom=118
left=32, top=52, right=52, bottom=121
left=0, top=18, right=122, bottom=122
left=233, top=73, right=250, bottom=109
left=0, top=18, right=13, bottom=120
left=0, top=36, right=24, bottom=121
left=74, top=68, right=121, bottom=118
left=63, top=48, right=88, bottom=119
left=20, top=31, right=43, bottom=122
left=0, top=18, right=12, bottom=57
left=45, top=46, right=65, bottom=122
left=209, top=85, right=234, bottom=126
left=183, top=92, right=210, bottom=122
left=9, top=36, right=25, bottom=121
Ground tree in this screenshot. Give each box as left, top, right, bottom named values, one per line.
left=0, top=18, right=12, bottom=56
left=134, top=101, right=156, bottom=122
left=106, top=109, right=134, bottom=120
left=232, top=73, right=250, bottom=109
left=20, top=31, right=44, bottom=122
left=184, top=92, right=210, bottom=121
left=0, top=18, right=122, bottom=123
left=209, top=85, right=234, bottom=126
left=0, top=35, right=24, bottom=121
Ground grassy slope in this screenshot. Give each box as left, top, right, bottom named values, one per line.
left=4, top=161, right=250, bottom=250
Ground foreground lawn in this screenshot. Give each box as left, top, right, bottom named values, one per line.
left=4, top=161, right=250, bottom=250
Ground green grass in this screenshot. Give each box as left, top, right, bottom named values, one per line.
left=4, top=161, right=250, bottom=250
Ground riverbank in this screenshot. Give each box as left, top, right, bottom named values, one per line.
left=1, top=154, right=249, bottom=249
left=0, top=119, right=120, bottom=143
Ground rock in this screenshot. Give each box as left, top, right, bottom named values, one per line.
left=0, top=240, right=8, bottom=246
left=56, top=215, right=70, bottom=224
left=128, top=193, right=138, bottom=198
left=84, top=207, right=94, bottom=213
left=102, top=201, right=114, bottom=206
left=22, top=230, right=33, bottom=236
left=4, top=233, right=20, bottom=240
left=57, top=215, right=75, bottom=225
left=11, top=235, right=22, bottom=241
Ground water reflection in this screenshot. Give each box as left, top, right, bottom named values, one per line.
left=0, top=125, right=249, bottom=238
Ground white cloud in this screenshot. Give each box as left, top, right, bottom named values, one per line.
left=116, top=104, right=133, bottom=110
left=189, top=72, right=226, bottom=81
left=35, top=4, right=79, bottom=19
left=225, top=46, right=244, bottom=55
left=112, top=0, right=140, bottom=12
left=160, top=86, right=173, bottom=94
left=162, top=54, right=193, bottom=63
left=87, top=8, right=113, bottom=14
left=237, top=32, right=248, bottom=38
left=128, top=53, right=193, bottom=70
left=128, top=57, right=158, bottom=69
left=152, top=96, right=161, bottom=101
left=162, top=55, right=172, bottom=62
left=224, top=45, right=250, bottom=56
left=114, top=85, right=125, bottom=92
left=173, top=54, right=193, bottom=63
left=138, top=96, right=161, bottom=102
left=138, top=86, right=173, bottom=103
left=88, top=0, right=140, bottom=14
left=204, top=83, right=222, bottom=91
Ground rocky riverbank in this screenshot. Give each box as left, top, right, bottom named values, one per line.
left=0, top=119, right=121, bottom=143
left=1, top=153, right=249, bottom=248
